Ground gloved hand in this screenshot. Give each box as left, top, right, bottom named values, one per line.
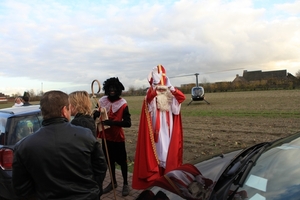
left=93, top=110, right=100, bottom=120
left=165, top=76, right=175, bottom=92
left=152, top=67, right=162, bottom=85
left=102, top=120, right=114, bottom=126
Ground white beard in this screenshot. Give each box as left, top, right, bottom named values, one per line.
left=156, top=90, right=172, bottom=111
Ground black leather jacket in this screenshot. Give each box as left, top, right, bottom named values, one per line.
left=12, top=117, right=107, bottom=200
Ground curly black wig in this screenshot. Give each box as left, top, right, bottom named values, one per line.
left=102, top=77, right=125, bottom=97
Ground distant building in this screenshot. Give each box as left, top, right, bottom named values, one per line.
left=233, top=74, right=247, bottom=82
left=0, top=97, right=7, bottom=104
left=233, top=69, right=296, bottom=82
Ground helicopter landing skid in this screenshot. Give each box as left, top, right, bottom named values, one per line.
left=187, top=99, right=210, bottom=106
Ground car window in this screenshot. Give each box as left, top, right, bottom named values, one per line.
left=0, top=117, right=7, bottom=144
left=8, top=115, right=42, bottom=144
left=0, top=118, right=6, bottom=134
left=38, top=115, right=43, bottom=124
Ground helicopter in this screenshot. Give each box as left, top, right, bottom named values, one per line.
left=170, top=73, right=209, bottom=105
left=170, top=68, right=243, bottom=105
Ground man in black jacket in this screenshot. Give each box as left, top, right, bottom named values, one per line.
left=22, top=95, right=32, bottom=106
left=12, top=90, right=107, bottom=200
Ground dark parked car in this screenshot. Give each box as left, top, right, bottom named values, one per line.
left=145, top=132, right=300, bottom=200
left=0, top=105, right=42, bottom=200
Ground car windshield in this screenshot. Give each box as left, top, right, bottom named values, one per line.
left=236, top=135, right=300, bottom=200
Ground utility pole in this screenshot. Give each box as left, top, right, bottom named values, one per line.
left=41, top=82, right=43, bottom=95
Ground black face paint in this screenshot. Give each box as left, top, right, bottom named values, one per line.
left=107, top=85, right=120, bottom=102
left=108, top=86, right=116, bottom=97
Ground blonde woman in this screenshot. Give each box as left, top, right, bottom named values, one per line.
left=69, top=91, right=97, bottom=138
left=12, top=97, right=24, bottom=107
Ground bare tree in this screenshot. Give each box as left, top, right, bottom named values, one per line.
left=296, top=70, right=300, bottom=79
left=29, top=89, right=36, bottom=97
left=127, top=86, right=135, bottom=95
left=201, top=77, right=209, bottom=84
left=12, top=92, right=22, bottom=97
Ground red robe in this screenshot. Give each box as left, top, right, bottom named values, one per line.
left=132, top=87, right=185, bottom=190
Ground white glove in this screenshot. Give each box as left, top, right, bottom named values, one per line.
left=152, top=67, right=162, bottom=85
left=165, top=76, right=175, bottom=91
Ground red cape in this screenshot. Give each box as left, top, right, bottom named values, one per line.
left=149, top=163, right=214, bottom=200
left=132, top=98, right=183, bottom=190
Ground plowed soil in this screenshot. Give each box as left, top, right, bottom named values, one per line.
left=123, top=90, right=300, bottom=167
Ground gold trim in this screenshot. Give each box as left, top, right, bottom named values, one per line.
left=144, top=98, right=159, bottom=164
left=157, top=64, right=165, bottom=85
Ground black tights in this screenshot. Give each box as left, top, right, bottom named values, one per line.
left=108, top=160, right=128, bottom=185
left=102, top=140, right=128, bottom=185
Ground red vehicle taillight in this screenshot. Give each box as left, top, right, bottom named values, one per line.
left=0, top=148, right=13, bottom=170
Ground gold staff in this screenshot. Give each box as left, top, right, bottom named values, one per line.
left=91, top=80, right=117, bottom=200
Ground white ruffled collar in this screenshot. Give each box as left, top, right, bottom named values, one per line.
left=99, top=96, right=127, bottom=113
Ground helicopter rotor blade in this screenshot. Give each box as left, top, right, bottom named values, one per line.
left=169, top=67, right=243, bottom=78
left=202, top=68, right=244, bottom=75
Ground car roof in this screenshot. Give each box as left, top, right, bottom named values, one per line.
left=0, top=105, right=40, bottom=116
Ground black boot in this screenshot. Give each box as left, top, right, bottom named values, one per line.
left=122, top=184, right=130, bottom=196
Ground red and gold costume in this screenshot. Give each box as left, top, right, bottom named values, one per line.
left=132, top=65, right=186, bottom=189
left=97, top=96, right=127, bottom=142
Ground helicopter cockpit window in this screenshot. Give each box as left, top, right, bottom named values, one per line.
left=192, top=87, right=203, bottom=96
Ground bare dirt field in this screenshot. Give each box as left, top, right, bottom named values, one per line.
left=123, top=90, right=300, bottom=168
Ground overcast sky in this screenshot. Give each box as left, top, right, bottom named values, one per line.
left=1, top=0, right=299, bottom=96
